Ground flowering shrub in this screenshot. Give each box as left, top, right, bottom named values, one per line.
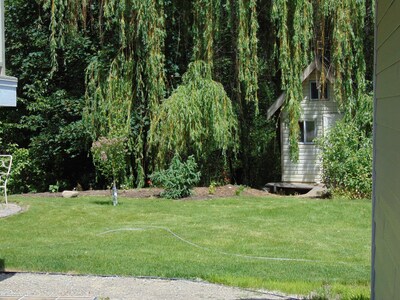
left=91, top=136, right=127, bottom=185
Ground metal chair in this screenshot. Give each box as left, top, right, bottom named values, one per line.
left=0, top=155, right=12, bottom=204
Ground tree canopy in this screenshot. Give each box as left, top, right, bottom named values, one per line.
left=1, top=0, right=375, bottom=192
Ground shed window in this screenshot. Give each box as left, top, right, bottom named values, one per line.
left=299, top=121, right=316, bottom=143
left=310, top=81, right=328, bottom=100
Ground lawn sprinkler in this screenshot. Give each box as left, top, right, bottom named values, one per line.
left=112, top=183, right=118, bottom=206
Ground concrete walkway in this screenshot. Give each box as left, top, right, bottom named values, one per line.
left=0, top=203, right=22, bottom=218
left=0, top=297, right=94, bottom=300
left=0, top=273, right=301, bottom=300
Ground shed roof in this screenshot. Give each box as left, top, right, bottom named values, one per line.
left=266, top=58, right=334, bottom=120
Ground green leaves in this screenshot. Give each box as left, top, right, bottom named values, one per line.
left=80, top=0, right=166, bottom=187
left=5, top=0, right=374, bottom=191
left=91, top=136, right=128, bottom=186
left=149, top=61, right=239, bottom=178
left=237, top=0, right=259, bottom=108
left=273, top=0, right=313, bottom=160
left=150, top=153, right=201, bottom=199
left=273, top=0, right=369, bottom=161
left=317, top=94, right=373, bottom=199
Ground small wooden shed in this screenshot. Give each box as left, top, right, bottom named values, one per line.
left=267, top=58, right=341, bottom=184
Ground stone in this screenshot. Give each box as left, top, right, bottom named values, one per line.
left=62, top=190, right=79, bottom=198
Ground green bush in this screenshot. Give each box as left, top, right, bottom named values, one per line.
left=318, top=120, right=372, bottom=199
left=7, top=147, right=40, bottom=194
left=150, top=154, right=201, bottom=199
left=208, top=181, right=217, bottom=195
left=317, top=93, right=373, bottom=199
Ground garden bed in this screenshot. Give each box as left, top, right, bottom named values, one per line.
left=19, top=184, right=273, bottom=200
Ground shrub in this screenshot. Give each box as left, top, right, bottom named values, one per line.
left=317, top=92, right=373, bottom=199
left=150, top=154, right=201, bottom=199
left=7, top=147, right=42, bottom=194
left=318, top=120, right=372, bottom=199
left=209, top=181, right=217, bottom=195
left=235, top=185, right=246, bottom=196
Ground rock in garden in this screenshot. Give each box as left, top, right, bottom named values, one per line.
left=62, top=190, right=79, bottom=198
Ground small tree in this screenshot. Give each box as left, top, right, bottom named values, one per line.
left=91, top=136, right=127, bottom=203
left=149, top=60, right=238, bottom=183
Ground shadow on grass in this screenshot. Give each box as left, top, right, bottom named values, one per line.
left=239, top=297, right=300, bottom=300
left=91, top=200, right=123, bottom=206
left=239, top=298, right=299, bottom=300
left=309, top=295, right=370, bottom=300
left=0, top=259, right=16, bottom=282
left=238, top=291, right=302, bottom=300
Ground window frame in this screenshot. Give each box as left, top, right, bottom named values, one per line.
left=298, top=120, right=317, bottom=144
left=310, top=80, right=328, bottom=100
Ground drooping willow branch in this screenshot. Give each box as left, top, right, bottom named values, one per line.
left=273, top=0, right=313, bottom=160
left=192, top=0, right=259, bottom=108
left=273, top=0, right=367, bottom=160
left=149, top=61, right=239, bottom=173
left=44, top=0, right=166, bottom=187
left=237, top=0, right=259, bottom=108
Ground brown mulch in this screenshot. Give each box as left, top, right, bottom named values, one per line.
left=19, top=184, right=274, bottom=200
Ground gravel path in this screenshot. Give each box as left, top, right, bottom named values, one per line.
left=0, top=273, right=300, bottom=300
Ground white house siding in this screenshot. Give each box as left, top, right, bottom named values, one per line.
left=0, top=0, right=5, bottom=75
left=281, top=69, right=339, bottom=183
left=0, top=0, right=17, bottom=107
left=372, top=0, right=400, bottom=298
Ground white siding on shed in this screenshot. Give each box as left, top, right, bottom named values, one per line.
left=281, top=69, right=339, bottom=183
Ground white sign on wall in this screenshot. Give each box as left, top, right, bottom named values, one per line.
left=0, top=0, right=17, bottom=107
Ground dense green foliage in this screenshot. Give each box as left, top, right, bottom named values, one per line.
left=150, top=154, right=201, bottom=199
left=319, top=121, right=372, bottom=199
left=273, top=0, right=370, bottom=158
left=1, top=0, right=374, bottom=193
left=318, top=93, right=373, bottom=199
left=2, top=0, right=94, bottom=192
left=150, top=61, right=238, bottom=182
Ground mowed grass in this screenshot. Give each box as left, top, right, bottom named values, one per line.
left=0, top=195, right=371, bottom=298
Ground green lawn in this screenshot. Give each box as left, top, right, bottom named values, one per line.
left=0, top=195, right=371, bottom=298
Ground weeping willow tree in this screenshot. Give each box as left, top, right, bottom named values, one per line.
left=43, top=0, right=165, bottom=187
left=39, top=0, right=373, bottom=188
left=149, top=61, right=238, bottom=182
left=174, top=0, right=260, bottom=183
left=192, top=0, right=259, bottom=108
left=237, top=0, right=259, bottom=108
left=272, top=0, right=313, bottom=160
left=272, top=0, right=368, bottom=160
left=192, top=0, right=220, bottom=65
left=327, top=0, right=367, bottom=113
